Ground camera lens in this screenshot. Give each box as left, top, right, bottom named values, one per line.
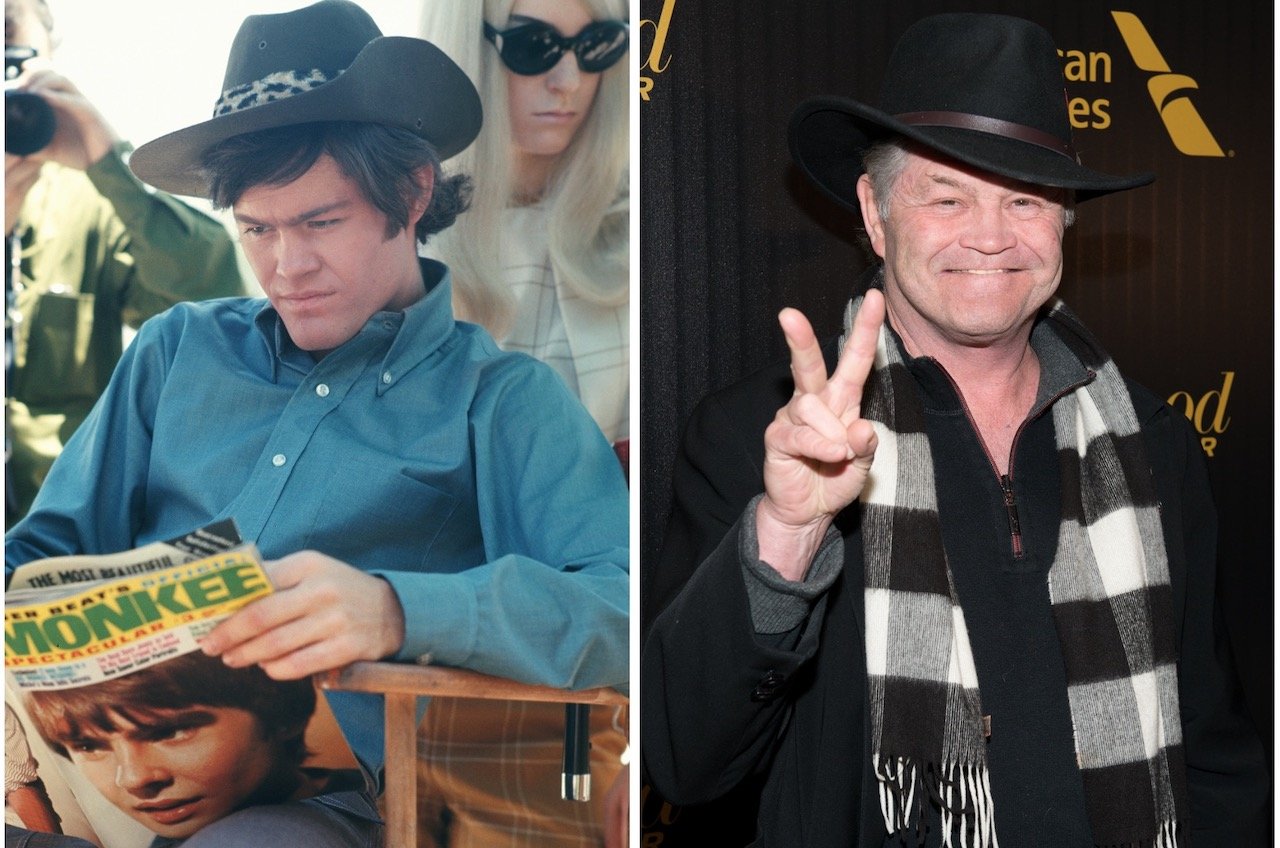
left=5, top=89, right=56, bottom=155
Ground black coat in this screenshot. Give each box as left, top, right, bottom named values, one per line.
left=641, top=339, right=1268, bottom=847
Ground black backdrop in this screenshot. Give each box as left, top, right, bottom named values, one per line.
left=638, top=0, right=1272, bottom=843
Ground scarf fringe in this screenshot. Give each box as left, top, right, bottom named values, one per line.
left=873, top=754, right=1177, bottom=848
left=873, top=754, right=999, bottom=848
left=1094, top=819, right=1180, bottom=848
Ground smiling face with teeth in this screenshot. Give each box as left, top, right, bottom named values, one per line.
left=856, top=147, right=1070, bottom=358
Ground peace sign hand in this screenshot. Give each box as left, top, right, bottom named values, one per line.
left=756, top=289, right=884, bottom=581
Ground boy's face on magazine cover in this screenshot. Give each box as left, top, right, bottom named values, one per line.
left=62, top=704, right=277, bottom=838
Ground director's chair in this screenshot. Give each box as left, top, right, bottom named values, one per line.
left=319, top=661, right=629, bottom=847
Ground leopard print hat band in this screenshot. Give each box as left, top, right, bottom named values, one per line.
left=213, top=69, right=335, bottom=118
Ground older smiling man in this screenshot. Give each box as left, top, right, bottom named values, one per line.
left=642, top=13, right=1266, bottom=848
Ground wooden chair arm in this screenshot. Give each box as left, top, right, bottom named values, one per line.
left=318, top=661, right=629, bottom=705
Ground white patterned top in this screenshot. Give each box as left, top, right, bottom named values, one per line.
left=496, top=204, right=629, bottom=443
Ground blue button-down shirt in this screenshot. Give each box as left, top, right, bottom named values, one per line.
left=5, top=260, right=629, bottom=773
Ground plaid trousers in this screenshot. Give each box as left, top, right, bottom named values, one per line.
left=411, top=698, right=628, bottom=848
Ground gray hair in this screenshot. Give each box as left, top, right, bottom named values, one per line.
left=860, top=138, right=1076, bottom=228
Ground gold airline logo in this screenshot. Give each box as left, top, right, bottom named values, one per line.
left=640, top=0, right=676, bottom=102
left=1111, top=11, right=1225, bottom=156
left=1168, top=371, right=1234, bottom=458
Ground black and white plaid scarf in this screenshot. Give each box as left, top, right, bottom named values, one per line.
left=844, top=289, right=1187, bottom=848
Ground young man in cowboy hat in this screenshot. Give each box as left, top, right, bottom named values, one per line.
left=642, top=13, right=1266, bottom=848
left=5, top=1, right=628, bottom=845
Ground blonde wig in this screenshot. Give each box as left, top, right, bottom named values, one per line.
left=420, top=0, right=629, bottom=336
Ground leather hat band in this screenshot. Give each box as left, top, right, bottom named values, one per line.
left=895, top=110, right=1077, bottom=159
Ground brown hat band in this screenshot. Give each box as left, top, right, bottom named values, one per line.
left=895, top=110, right=1077, bottom=160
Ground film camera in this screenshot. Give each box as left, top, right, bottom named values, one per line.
left=5, top=45, right=56, bottom=155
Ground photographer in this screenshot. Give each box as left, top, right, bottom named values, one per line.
left=4, top=0, right=245, bottom=524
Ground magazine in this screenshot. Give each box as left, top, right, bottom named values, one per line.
left=4, top=525, right=362, bottom=848
left=5, top=519, right=244, bottom=593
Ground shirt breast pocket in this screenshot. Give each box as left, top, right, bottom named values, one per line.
left=303, top=458, right=467, bottom=573
left=18, top=290, right=101, bottom=407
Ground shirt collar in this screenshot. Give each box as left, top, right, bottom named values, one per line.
left=252, top=257, right=456, bottom=385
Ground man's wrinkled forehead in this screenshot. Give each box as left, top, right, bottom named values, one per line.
left=899, top=146, right=1072, bottom=204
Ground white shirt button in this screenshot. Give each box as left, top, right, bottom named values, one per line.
left=382, top=371, right=393, bottom=384
left=272, top=454, right=286, bottom=467
left=316, top=383, right=330, bottom=397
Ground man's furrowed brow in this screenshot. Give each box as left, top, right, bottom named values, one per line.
left=235, top=200, right=353, bottom=228
left=926, top=173, right=970, bottom=192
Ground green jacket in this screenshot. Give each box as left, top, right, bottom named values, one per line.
left=7, top=142, right=246, bottom=523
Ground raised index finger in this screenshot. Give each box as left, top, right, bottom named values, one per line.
left=778, top=307, right=829, bottom=396
left=829, top=288, right=884, bottom=405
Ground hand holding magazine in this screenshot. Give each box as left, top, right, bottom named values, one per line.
left=4, top=523, right=361, bottom=848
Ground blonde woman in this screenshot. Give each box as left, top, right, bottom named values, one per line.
left=417, top=3, right=630, bottom=846
left=421, top=0, right=629, bottom=450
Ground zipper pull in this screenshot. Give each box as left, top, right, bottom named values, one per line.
left=999, top=474, right=1024, bottom=558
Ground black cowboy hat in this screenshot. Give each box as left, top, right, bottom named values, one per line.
left=789, top=13, right=1154, bottom=214
left=130, top=0, right=482, bottom=198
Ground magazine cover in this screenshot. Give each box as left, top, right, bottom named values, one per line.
left=4, top=530, right=361, bottom=848
left=5, top=519, right=244, bottom=593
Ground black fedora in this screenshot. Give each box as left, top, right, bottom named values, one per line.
left=789, top=13, right=1153, bottom=214
left=130, top=0, right=482, bottom=198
